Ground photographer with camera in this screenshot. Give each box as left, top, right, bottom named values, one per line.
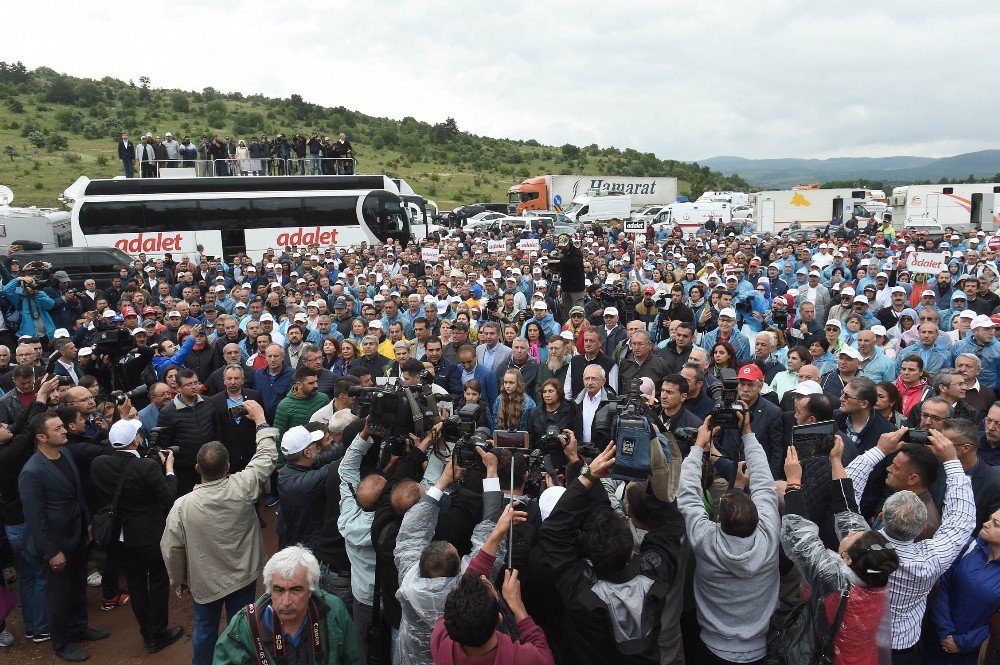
left=527, top=378, right=580, bottom=454
left=544, top=234, right=585, bottom=314
left=89, top=419, right=184, bottom=655
left=160, top=399, right=278, bottom=665
left=3, top=273, right=58, bottom=346
left=43, top=270, right=83, bottom=332
left=677, top=410, right=780, bottom=664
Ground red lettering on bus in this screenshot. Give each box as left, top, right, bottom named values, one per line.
left=114, top=233, right=185, bottom=253
left=275, top=227, right=339, bottom=246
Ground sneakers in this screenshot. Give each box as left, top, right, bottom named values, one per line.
left=264, top=495, right=279, bottom=507
left=27, top=632, right=51, bottom=643
left=101, top=593, right=130, bottom=611
left=86, top=571, right=102, bottom=587
left=0, top=629, right=13, bottom=647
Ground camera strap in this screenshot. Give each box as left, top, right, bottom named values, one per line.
left=403, top=387, right=427, bottom=438
left=245, top=596, right=323, bottom=665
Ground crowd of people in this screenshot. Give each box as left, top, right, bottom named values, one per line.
left=0, top=215, right=998, bottom=665
left=116, top=131, right=355, bottom=178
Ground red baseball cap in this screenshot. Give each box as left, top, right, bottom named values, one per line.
left=643, top=285, right=655, bottom=294
left=141, top=306, right=157, bottom=315
left=991, top=314, right=1000, bottom=326
left=121, top=307, right=137, bottom=317
left=738, top=364, right=764, bottom=382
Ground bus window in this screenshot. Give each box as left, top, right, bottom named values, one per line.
left=252, top=198, right=303, bottom=228
left=78, top=201, right=144, bottom=235
left=143, top=200, right=197, bottom=231
left=362, top=192, right=410, bottom=242
left=199, top=199, right=253, bottom=230
left=302, top=197, right=357, bottom=227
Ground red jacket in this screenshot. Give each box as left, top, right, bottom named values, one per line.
left=431, top=615, right=554, bottom=665
left=895, top=377, right=931, bottom=417
left=826, top=585, right=889, bottom=665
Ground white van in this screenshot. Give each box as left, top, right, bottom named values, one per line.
left=564, top=193, right=632, bottom=223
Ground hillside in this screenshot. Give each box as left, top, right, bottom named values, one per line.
left=0, top=62, right=748, bottom=209
left=700, top=151, right=1000, bottom=189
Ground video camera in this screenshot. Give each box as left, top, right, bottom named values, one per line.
left=606, top=379, right=655, bottom=482
left=349, top=379, right=441, bottom=440
left=707, top=367, right=744, bottom=430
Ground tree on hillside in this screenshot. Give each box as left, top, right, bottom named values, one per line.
left=430, top=117, right=459, bottom=144
left=138, top=76, right=151, bottom=101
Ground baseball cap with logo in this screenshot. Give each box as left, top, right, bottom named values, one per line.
left=738, top=364, right=764, bottom=381
left=718, top=307, right=737, bottom=319
left=839, top=346, right=863, bottom=361
left=790, top=380, right=823, bottom=397
left=972, top=315, right=995, bottom=330
left=108, top=419, right=142, bottom=448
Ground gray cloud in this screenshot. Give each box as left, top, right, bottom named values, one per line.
left=5, top=0, right=999, bottom=160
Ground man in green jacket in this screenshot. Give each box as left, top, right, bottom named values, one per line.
left=213, top=545, right=362, bottom=665
left=273, top=366, right=330, bottom=466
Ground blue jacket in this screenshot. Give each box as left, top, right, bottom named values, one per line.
left=700, top=328, right=752, bottom=365
left=491, top=394, right=536, bottom=431
left=895, top=342, right=951, bottom=377
left=952, top=337, right=1000, bottom=390
left=859, top=347, right=897, bottom=383
left=932, top=537, right=1000, bottom=660
left=253, top=366, right=295, bottom=422
left=151, top=334, right=196, bottom=379
left=520, top=312, right=560, bottom=339
left=3, top=278, right=57, bottom=339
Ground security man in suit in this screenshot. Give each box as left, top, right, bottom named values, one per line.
left=90, top=419, right=183, bottom=654
left=19, top=412, right=110, bottom=661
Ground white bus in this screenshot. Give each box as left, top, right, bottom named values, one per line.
left=65, top=175, right=412, bottom=260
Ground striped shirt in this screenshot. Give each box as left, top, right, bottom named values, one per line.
left=847, top=449, right=976, bottom=649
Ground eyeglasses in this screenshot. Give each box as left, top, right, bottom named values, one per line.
left=840, top=393, right=860, bottom=401
left=922, top=413, right=946, bottom=422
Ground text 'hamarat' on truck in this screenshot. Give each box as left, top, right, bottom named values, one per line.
left=507, top=175, right=678, bottom=215
left=749, top=186, right=888, bottom=232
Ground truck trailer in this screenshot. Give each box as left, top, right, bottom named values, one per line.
left=889, top=183, right=1000, bottom=233
left=508, top=174, right=677, bottom=215
left=750, top=187, right=883, bottom=233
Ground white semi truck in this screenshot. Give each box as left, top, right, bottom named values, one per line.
left=508, top=174, right=677, bottom=214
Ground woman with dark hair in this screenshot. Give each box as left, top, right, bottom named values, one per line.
left=810, top=337, right=836, bottom=374
left=781, top=441, right=900, bottom=665
left=875, top=381, right=905, bottom=428
left=895, top=355, right=932, bottom=417
left=331, top=339, right=358, bottom=378
left=527, top=377, right=577, bottom=450
left=524, top=321, right=548, bottom=364
left=710, top=341, right=739, bottom=378
left=320, top=337, right=340, bottom=370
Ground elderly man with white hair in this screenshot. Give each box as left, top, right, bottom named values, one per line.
left=213, top=545, right=362, bottom=665
left=845, top=425, right=976, bottom=663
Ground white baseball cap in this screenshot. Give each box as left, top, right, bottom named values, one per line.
left=280, top=425, right=324, bottom=455
left=971, top=314, right=994, bottom=330
left=259, top=313, right=274, bottom=322
left=108, top=419, right=142, bottom=448
left=718, top=307, right=737, bottom=319
left=838, top=346, right=863, bottom=361
left=790, top=381, right=823, bottom=397
left=870, top=325, right=887, bottom=336
left=840, top=287, right=855, bottom=297
left=603, top=307, right=619, bottom=317
left=825, top=319, right=842, bottom=329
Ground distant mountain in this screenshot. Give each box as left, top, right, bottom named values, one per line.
left=698, top=151, right=1000, bottom=189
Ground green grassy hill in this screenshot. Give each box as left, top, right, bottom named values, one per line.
left=0, top=62, right=748, bottom=209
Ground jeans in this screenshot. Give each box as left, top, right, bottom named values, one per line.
left=191, top=581, right=257, bottom=665
left=352, top=600, right=372, bottom=661
left=318, top=565, right=353, bottom=616
left=310, top=155, right=321, bottom=175
left=4, top=523, right=48, bottom=635
left=123, top=160, right=134, bottom=178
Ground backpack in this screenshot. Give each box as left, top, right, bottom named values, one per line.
left=766, top=590, right=848, bottom=665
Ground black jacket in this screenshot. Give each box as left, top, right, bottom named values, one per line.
left=556, top=243, right=585, bottom=293
left=156, top=395, right=218, bottom=467
left=658, top=340, right=693, bottom=373
left=539, top=480, right=684, bottom=664
left=833, top=409, right=896, bottom=519
left=527, top=400, right=579, bottom=450
left=0, top=400, right=47, bottom=524
left=207, top=389, right=262, bottom=473
left=184, top=344, right=220, bottom=383
left=89, top=450, right=177, bottom=548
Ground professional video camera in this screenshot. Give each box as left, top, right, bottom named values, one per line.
left=441, top=402, right=482, bottom=442
left=522, top=448, right=548, bottom=498
left=605, top=379, right=656, bottom=482
left=707, top=367, right=744, bottom=430
left=453, top=429, right=495, bottom=472
left=110, top=384, right=149, bottom=406
left=349, top=379, right=441, bottom=440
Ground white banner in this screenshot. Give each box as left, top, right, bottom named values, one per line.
left=487, top=239, right=507, bottom=253
left=420, top=247, right=440, bottom=263
left=906, top=251, right=947, bottom=274
left=517, top=239, right=540, bottom=252
left=624, top=219, right=647, bottom=233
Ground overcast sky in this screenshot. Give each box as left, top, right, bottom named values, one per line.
left=5, top=0, right=999, bottom=161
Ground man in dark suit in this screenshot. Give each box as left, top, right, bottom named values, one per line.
left=118, top=132, right=135, bottom=178
left=50, top=338, right=81, bottom=386
left=90, top=420, right=183, bottom=653
left=936, top=418, right=1000, bottom=536
left=719, top=364, right=785, bottom=481
left=423, top=336, right=462, bottom=396
left=456, top=344, right=498, bottom=418
left=18, top=412, right=110, bottom=661
left=208, top=364, right=263, bottom=474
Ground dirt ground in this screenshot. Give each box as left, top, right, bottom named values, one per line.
left=3, top=502, right=281, bottom=664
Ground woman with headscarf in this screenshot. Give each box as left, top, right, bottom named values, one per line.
left=890, top=308, right=919, bottom=352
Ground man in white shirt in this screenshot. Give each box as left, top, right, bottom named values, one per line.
left=573, top=364, right=612, bottom=446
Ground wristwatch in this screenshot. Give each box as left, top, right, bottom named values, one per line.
left=580, top=464, right=596, bottom=483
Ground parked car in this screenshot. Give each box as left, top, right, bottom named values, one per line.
left=12, top=246, right=132, bottom=288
